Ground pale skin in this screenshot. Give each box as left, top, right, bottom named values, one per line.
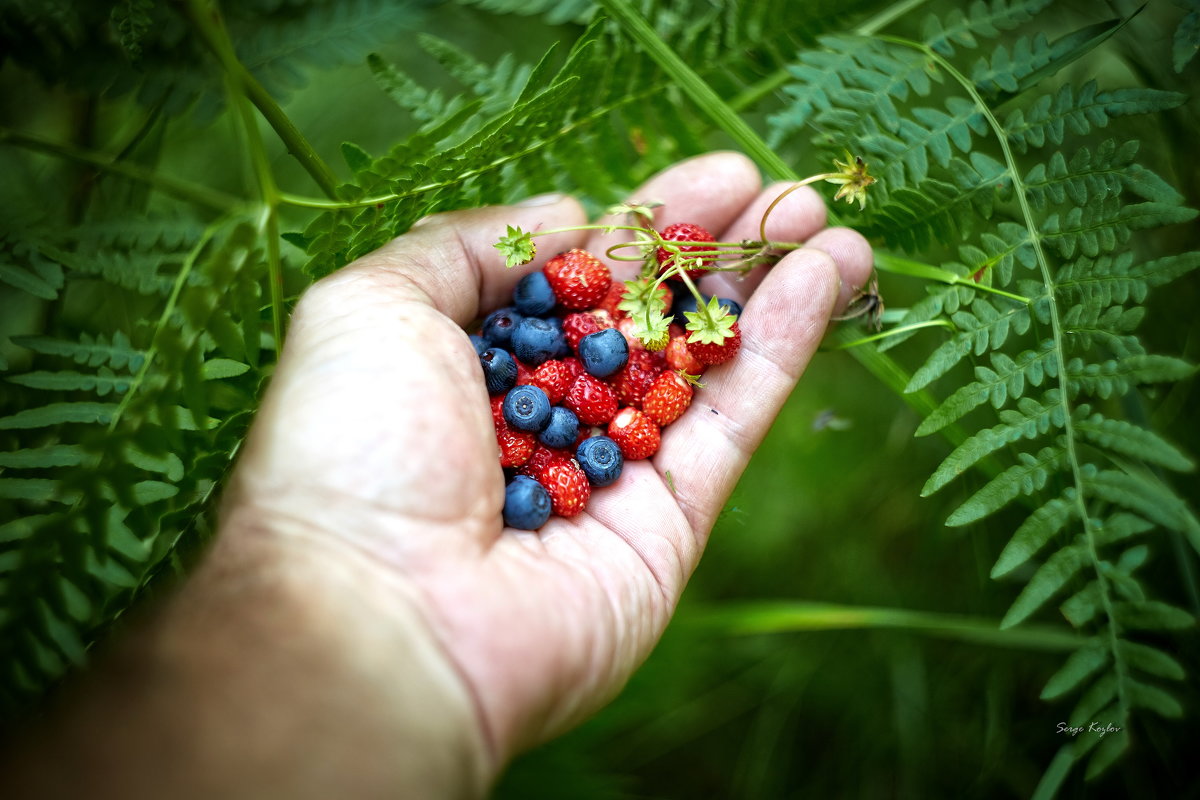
left=3, top=153, right=873, bottom=798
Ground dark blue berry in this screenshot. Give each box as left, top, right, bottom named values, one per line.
left=513, top=272, right=557, bottom=316
left=546, top=316, right=571, bottom=358
left=578, top=328, right=629, bottom=378
left=469, top=334, right=489, bottom=355
left=482, top=307, right=524, bottom=348
left=672, top=294, right=742, bottom=326
left=503, top=475, right=552, bottom=530
left=539, top=406, right=580, bottom=449
left=502, top=385, right=552, bottom=432
left=575, top=435, right=623, bottom=487
left=480, top=348, right=517, bottom=395
left=512, top=317, right=568, bottom=367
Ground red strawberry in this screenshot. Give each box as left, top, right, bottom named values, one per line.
left=665, top=324, right=706, bottom=374
left=539, top=461, right=591, bottom=517
left=497, top=426, right=536, bottom=468
left=544, top=249, right=612, bottom=310
left=490, top=395, right=507, bottom=429
left=617, top=317, right=646, bottom=352
left=565, top=374, right=618, bottom=425
left=562, top=311, right=614, bottom=353
left=611, top=349, right=666, bottom=408
left=657, top=222, right=716, bottom=279
left=560, top=356, right=585, bottom=384
left=607, top=406, right=661, bottom=460
left=514, top=358, right=534, bottom=386
left=687, top=322, right=742, bottom=365
left=595, top=282, right=630, bottom=319
left=528, top=360, right=571, bottom=405
left=574, top=426, right=594, bottom=449
left=520, top=444, right=572, bottom=480
left=642, top=371, right=693, bottom=427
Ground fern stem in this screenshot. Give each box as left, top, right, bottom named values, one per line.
left=0, top=128, right=236, bottom=212
left=831, top=320, right=954, bottom=350
left=692, top=600, right=1082, bottom=651
left=727, top=0, right=932, bottom=112
left=597, top=0, right=796, bottom=183
left=182, top=0, right=339, bottom=201
left=108, top=224, right=222, bottom=435
left=878, top=35, right=1132, bottom=725
left=875, top=251, right=1032, bottom=303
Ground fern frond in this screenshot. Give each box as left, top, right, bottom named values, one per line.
left=1004, top=81, right=1186, bottom=154
left=920, top=0, right=1052, bottom=56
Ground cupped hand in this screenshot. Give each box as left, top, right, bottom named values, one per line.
left=222, top=152, right=873, bottom=784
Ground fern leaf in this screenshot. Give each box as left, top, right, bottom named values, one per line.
left=1117, top=641, right=1185, bottom=681
left=946, top=445, right=1067, bottom=526
left=8, top=368, right=132, bottom=396
left=923, top=392, right=1064, bottom=496
left=0, top=402, right=117, bottom=430
left=1074, top=414, right=1194, bottom=471
left=1128, top=679, right=1183, bottom=718
left=1067, top=353, right=1196, bottom=398
left=0, top=445, right=88, bottom=469
left=10, top=332, right=144, bottom=371
left=1060, top=580, right=1103, bottom=627
left=1001, top=539, right=1087, bottom=627
left=1005, top=82, right=1186, bottom=154
left=1174, top=0, right=1200, bottom=71
left=992, top=491, right=1078, bottom=577
left=1083, top=469, right=1199, bottom=544
left=916, top=342, right=1057, bottom=436
left=921, top=0, right=1053, bottom=56
left=1042, top=200, right=1197, bottom=260
left=907, top=297, right=1033, bottom=391
left=1041, top=640, right=1108, bottom=699
left=1114, top=600, right=1195, bottom=630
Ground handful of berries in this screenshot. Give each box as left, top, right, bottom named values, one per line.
left=474, top=223, right=743, bottom=530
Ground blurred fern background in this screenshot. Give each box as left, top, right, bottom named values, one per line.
left=2, top=0, right=1198, bottom=797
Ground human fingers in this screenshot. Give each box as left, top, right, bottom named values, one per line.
left=698, top=182, right=827, bottom=303
left=319, top=195, right=589, bottom=328
left=654, top=235, right=872, bottom=536
left=584, top=152, right=762, bottom=284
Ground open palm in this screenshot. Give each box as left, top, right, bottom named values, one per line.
left=225, top=153, right=872, bottom=773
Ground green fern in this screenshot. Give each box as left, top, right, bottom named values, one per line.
left=768, top=0, right=1198, bottom=784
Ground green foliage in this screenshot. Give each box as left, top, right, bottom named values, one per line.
left=1, top=0, right=1197, bottom=795
left=768, top=0, right=1198, bottom=785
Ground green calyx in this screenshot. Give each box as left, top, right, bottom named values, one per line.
left=684, top=295, right=738, bottom=345
left=494, top=224, right=536, bottom=268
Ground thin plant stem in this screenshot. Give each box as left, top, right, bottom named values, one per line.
left=183, top=0, right=338, bottom=200
left=831, top=320, right=954, bottom=350
left=0, top=128, right=237, bottom=212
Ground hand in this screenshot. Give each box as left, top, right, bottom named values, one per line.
left=6, top=153, right=871, bottom=800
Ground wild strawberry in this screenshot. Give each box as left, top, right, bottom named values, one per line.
left=574, top=426, right=594, bottom=449
left=687, top=322, right=742, bottom=365
left=565, top=374, right=618, bottom=425
left=490, top=395, right=507, bottom=429
left=562, top=311, right=613, bottom=353
left=544, top=249, right=612, bottom=310
left=496, top=426, right=536, bottom=467
left=514, top=358, right=534, bottom=386
left=610, top=349, right=665, bottom=408
left=539, top=461, right=591, bottom=517
left=657, top=222, right=716, bottom=279
left=519, top=444, right=572, bottom=481
left=560, top=356, right=585, bottom=384
left=665, top=325, right=706, bottom=374
left=607, top=407, right=661, bottom=460
left=595, top=282, right=630, bottom=319
left=642, top=371, right=693, bottom=427
left=617, top=317, right=646, bottom=352
left=527, top=360, right=571, bottom=405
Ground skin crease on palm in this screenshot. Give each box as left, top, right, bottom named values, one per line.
left=224, top=152, right=874, bottom=784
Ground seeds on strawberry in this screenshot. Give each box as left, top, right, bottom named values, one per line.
left=497, top=426, right=537, bottom=468
left=656, top=222, right=716, bottom=279
left=642, top=370, right=693, bottom=427
left=664, top=325, right=706, bottom=374
left=519, top=444, right=573, bottom=481
left=565, top=374, right=619, bottom=426
left=528, top=359, right=571, bottom=404
left=544, top=249, right=612, bottom=310
left=687, top=322, right=742, bottom=365
left=610, top=349, right=665, bottom=408
left=608, top=406, right=661, bottom=460
left=539, top=461, right=591, bottom=517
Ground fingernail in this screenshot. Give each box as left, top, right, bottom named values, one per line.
left=516, top=192, right=566, bottom=207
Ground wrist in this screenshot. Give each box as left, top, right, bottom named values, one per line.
left=200, top=504, right=496, bottom=798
